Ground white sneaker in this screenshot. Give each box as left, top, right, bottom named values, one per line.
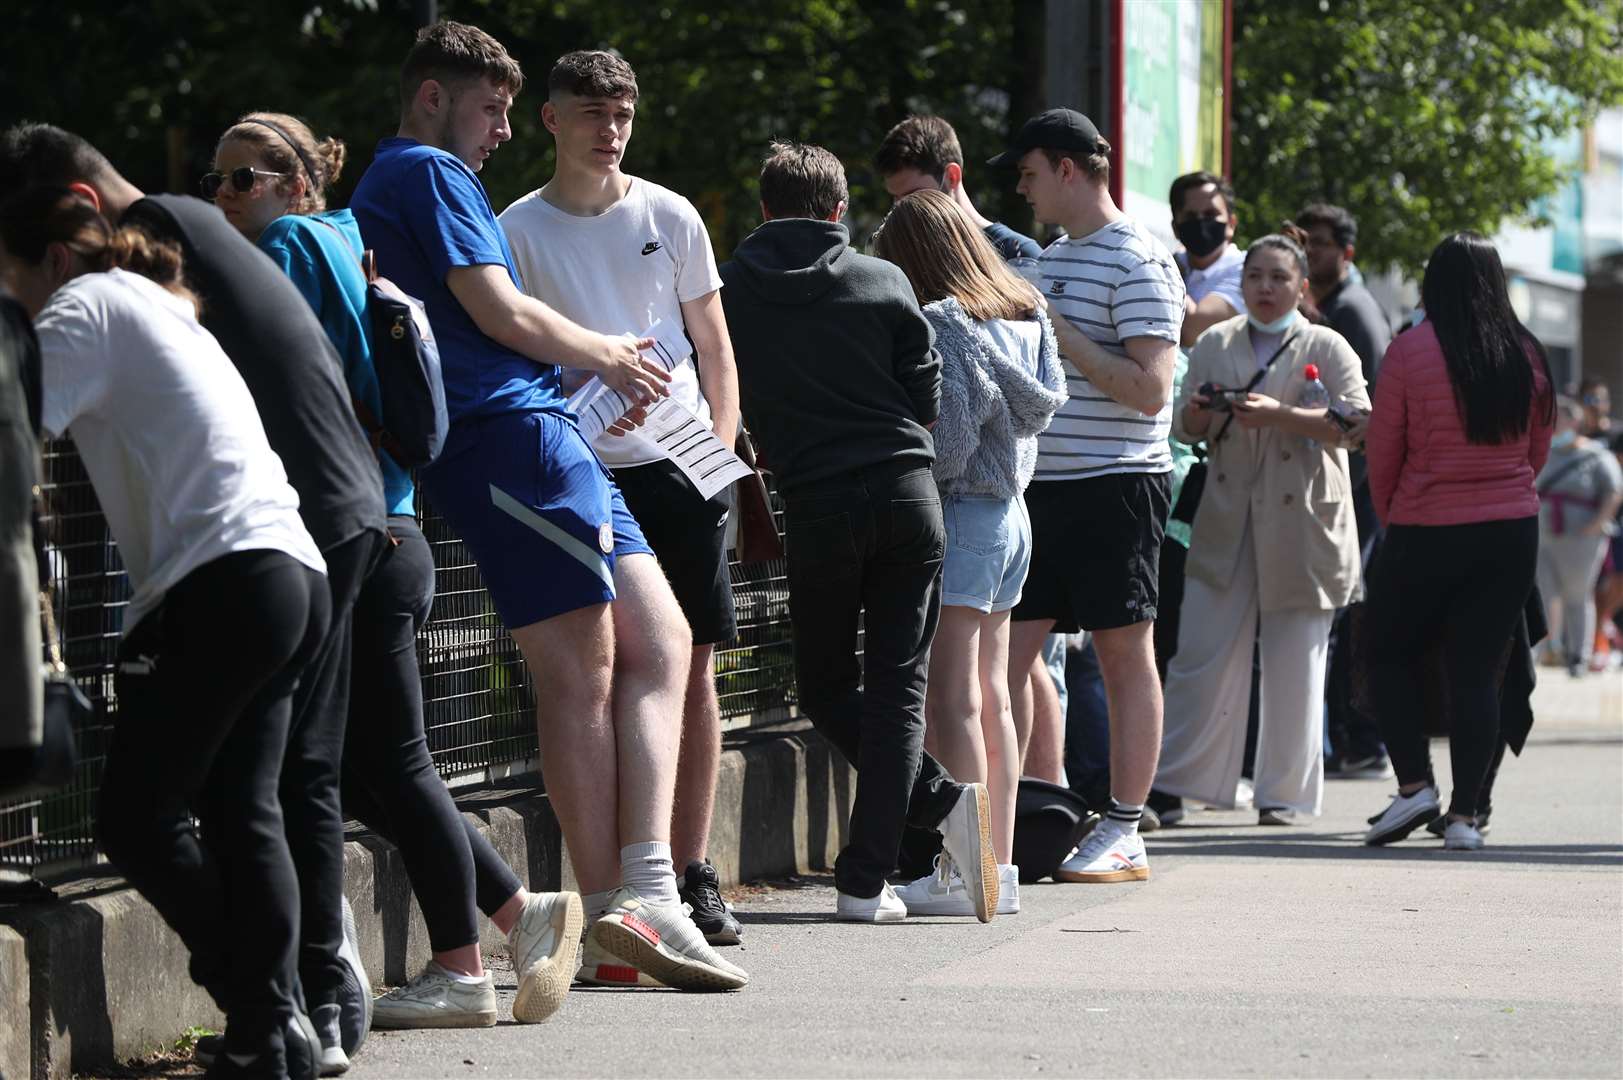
left=1234, top=778, right=1255, bottom=809
left=1443, top=818, right=1485, bottom=851
left=575, top=932, right=663, bottom=988
left=1364, top=786, right=1441, bottom=846
left=1054, top=822, right=1149, bottom=883
left=592, top=888, right=749, bottom=991
left=371, top=962, right=497, bottom=1030
left=893, top=855, right=976, bottom=917
left=936, top=783, right=998, bottom=922
left=836, top=881, right=908, bottom=923
left=508, top=890, right=583, bottom=1023
left=996, top=864, right=1020, bottom=915
left=310, top=1004, right=350, bottom=1077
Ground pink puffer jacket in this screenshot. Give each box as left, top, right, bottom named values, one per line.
left=1366, top=321, right=1552, bottom=527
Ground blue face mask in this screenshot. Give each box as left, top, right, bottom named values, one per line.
left=1551, top=429, right=1578, bottom=449
left=1248, top=308, right=1299, bottom=335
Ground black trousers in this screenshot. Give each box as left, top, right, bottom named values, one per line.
left=342, top=516, right=522, bottom=953
left=784, top=463, right=961, bottom=898
left=1367, top=517, right=1539, bottom=818
left=98, top=550, right=328, bottom=1044
left=285, top=528, right=385, bottom=1009
left=1326, top=481, right=1386, bottom=760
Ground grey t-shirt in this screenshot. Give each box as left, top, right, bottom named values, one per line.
left=1538, top=441, right=1623, bottom=536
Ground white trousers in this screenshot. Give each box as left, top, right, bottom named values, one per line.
left=1156, top=524, right=1333, bottom=815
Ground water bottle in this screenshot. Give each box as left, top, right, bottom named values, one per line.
left=1299, top=363, right=1330, bottom=451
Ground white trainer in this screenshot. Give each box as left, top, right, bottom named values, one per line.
left=1443, top=818, right=1485, bottom=851
left=575, top=932, right=663, bottom=988
left=1364, top=786, right=1441, bottom=846
left=996, top=864, right=1020, bottom=915
left=1054, top=822, right=1150, bottom=883
left=836, top=881, right=908, bottom=923
left=371, top=962, right=497, bottom=1030
left=894, top=855, right=975, bottom=916
left=592, top=888, right=749, bottom=991
left=936, top=782, right=998, bottom=922
left=508, top=890, right=584, bottom=1023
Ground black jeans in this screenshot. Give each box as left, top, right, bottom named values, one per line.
left=785, top=462, right=961, bottom=898
left=98, top=550, right=328, bottom=1044
left=1367, top=517, right=1539, bottom=818
left=342, top=517, right=521, bottom=952
left=284, top=528, right=386, bottom=1009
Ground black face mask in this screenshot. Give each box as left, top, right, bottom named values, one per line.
left=1176, top=217, right=1228, bottom=258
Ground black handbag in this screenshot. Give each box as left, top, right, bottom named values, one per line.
left=0, top=588, right=84, bottom=801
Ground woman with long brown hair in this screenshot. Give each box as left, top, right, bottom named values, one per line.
left=875, top=189, right=1066, bottom=915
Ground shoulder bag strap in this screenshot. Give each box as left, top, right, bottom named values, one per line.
left=1211, top=328, right=1300, bottom=445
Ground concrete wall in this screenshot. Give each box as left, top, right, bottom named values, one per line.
left=0, top=723, right=853, bottom=1079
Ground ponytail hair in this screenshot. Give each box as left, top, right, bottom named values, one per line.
left=217, top=111, right=344, bottom=215
left=0, top=186, right=199, bottom=314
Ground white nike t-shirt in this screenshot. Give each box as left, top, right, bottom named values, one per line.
left=500, top=177, right=724, bottom=468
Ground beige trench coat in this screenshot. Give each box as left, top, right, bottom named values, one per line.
left=1172, top=317, right=1370, bottom=612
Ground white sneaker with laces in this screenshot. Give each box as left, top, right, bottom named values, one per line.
left=894, top=855, right=975, bottom=916
left=1443, top=818, right=1485, bottom=851
left=1054, top=822, right=1149, bottom=883
left=1364, top=786, right=1441, bottom=846
left=836, top=881, right=908, bottom=923
left=935, top=783, right=997, bottom=922
left=371, top=962, right=497, bottom=1029
left=575, top=932, right=663, bottom=987
left=997, top=864, right=1020, bottom=915
left=508, top=890, right=584, bottom=1022
left=592, top=888, right=749, bottom=991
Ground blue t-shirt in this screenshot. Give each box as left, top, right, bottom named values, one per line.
left=983, top=222, right=1043, bottom=262
left=350, top=137, right=567, bottom=425
left=257, top=209, right=412, bottom=516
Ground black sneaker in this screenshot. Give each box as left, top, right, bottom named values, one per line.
left=1146, top=789, right=1185, bottom=827
left=679, top=859, right=743, bottom=946
left=202, top=1011, right=320, bottom=1080
left=1331, top=753, right=1394, bottom=781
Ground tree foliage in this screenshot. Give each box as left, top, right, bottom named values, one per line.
left=3, top=0, right=1035, bottom=253
left=1232, top=0, right=1623, bottom=276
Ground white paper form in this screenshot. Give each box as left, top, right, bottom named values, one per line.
left=566, top=320, right=753, bottom=501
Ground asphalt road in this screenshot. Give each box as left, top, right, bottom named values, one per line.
left=344, top=671, right=1621, bottom=1079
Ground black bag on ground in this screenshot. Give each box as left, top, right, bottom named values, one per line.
left=1013, top=778, right=1099, bottom=883
left=358, top=251, right=447, bottom=467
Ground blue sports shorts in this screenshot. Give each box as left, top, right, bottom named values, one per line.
left=419, top=409, right=651, bottom=629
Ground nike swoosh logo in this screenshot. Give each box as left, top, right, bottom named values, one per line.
left=641, top=241, right=662, bottom=256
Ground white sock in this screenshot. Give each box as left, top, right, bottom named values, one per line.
left=620, top=841, right=679, bottom=906
left=582, top=888, right=617, bottom=921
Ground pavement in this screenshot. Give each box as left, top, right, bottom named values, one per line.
left=93, top=671, right=1623, bottom=1079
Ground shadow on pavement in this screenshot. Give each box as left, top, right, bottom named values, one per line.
left=1149, top=831, right=1622, bottom=867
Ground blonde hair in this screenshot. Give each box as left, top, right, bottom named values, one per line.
left=217, top=112, right=345, bottom=215
left=873, top=189, right=1037, bottom=322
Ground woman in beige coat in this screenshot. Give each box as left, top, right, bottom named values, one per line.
left=1152, top=235, right=1369, bottom=823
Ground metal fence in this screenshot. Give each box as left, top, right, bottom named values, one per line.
left=0, top=439, right=798, bottom=879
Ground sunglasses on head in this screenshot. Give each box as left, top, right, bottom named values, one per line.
left=199, top=166, right=287, bottom=200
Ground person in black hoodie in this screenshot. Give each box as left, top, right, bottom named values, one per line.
left=720, top=140, right=996, bottom=924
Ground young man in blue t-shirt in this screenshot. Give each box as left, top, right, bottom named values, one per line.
left=351, top=21, right=749, bottom=1005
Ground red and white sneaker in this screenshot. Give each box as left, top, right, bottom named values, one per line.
left=591, top=888, right=749, bottom=991
left=1054, top=823, right=1150, bottom=883
left=575, top=934, right=663, bottom=988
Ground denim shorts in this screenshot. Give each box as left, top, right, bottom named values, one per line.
left=941, top=494, right=1031, bottom=613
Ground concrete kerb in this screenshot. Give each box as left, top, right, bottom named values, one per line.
left=0, top=721, right=853, bottom=1079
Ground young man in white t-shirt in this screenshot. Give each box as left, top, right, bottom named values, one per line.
left=991, top=109, right=1185, bottom=884
left=499, top=50, right=744, bottom=958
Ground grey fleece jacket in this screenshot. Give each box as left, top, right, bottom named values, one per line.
left=925, top=298, right=1067, bottom=499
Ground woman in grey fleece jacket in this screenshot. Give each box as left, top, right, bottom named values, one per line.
left=875, top=190, right=1066, bottom=914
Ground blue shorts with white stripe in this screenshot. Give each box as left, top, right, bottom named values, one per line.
left=420, top=408, right=652, bottom=629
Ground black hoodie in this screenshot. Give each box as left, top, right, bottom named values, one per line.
left=720, top=218, right=940, bottom=493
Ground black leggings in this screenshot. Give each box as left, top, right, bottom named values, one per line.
left=1367, top=517, right=1538, bottom=818
left=342, top=516, right=522, bottom=953
left=97, top=550, right=328, bottom=1044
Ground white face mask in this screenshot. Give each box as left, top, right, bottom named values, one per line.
left=1248, top=308, right=1299, bottom=335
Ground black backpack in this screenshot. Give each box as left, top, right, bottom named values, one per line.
left=356, top=250, right=447, bottom=468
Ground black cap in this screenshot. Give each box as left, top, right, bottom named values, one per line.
left=988, top=108, right=1105, bottom=168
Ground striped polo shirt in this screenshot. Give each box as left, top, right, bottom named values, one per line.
left=1034, top=218, right=1184, bottom=481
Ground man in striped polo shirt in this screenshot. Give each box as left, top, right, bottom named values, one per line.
left=991, top=109, right=1186, bottom=884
